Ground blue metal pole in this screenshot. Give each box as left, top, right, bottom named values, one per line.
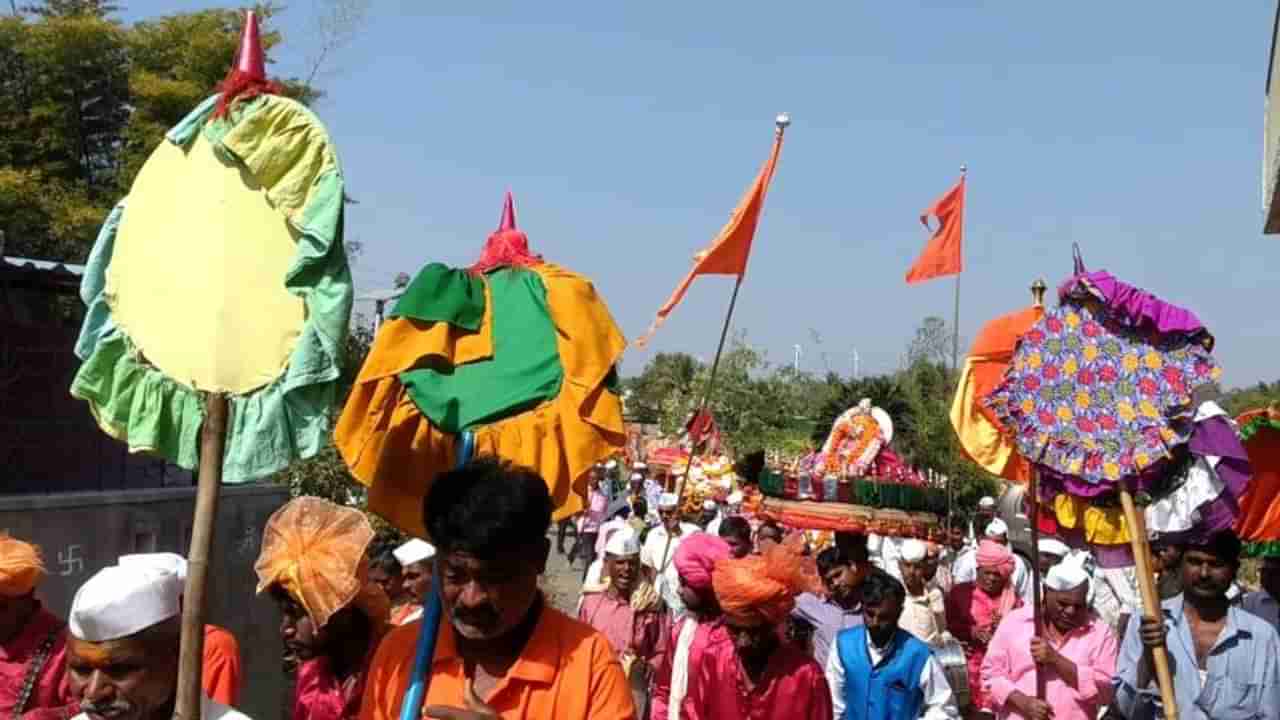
left=398, top=431, right=474, bottom=720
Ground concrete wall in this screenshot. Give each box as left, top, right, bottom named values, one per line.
left=0, top=483, right=289, bottom=720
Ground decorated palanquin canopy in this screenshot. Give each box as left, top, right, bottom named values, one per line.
left=334, top=194, right=627, bottom=537
left=70, top=20, right=352, bottom=483
left=758, top=400, right=944, bottom=538
left=1235, top=408, right=1280, bottom=556
left=982, top=267, right=1249, bottom=566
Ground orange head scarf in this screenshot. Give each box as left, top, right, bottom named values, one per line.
left=0, top=534, right=44, bottom=597
left=712, top=534, right=822, bottom=626
left=254, top=497, right=389, bottom=634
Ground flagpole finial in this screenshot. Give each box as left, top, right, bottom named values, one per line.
left=1030, top=278, right=1047, bottom=307
left=960, top=164, right=967, bottom=175
left=775, top=113, right=791, bottom=134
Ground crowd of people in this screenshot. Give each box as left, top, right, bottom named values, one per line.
left=3, top=459, right=1280, bottom=720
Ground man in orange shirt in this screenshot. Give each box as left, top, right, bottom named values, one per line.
left=360, top=458, right=635, bottom=720
left=116, top=553, right=242, bottom=707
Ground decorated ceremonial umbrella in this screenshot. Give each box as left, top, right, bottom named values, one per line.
left=334, top=192, right=626, bottom=717
left=68, top=13, right=352, bottom=720
left=974, top=251, right=1244, bottom=719
left=1235, top=407, right=1280, bottom=555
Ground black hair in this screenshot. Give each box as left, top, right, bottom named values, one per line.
left=632, top=498, right=648, bottom=518
left=815, top=546, right=849, bottom=576
left=861, top=568, right=906, bottom=607
left=1181, top=530, right=1243, bottom=567
left=423, top=457, right=553, bottom=559
left=369, top=548, right=402, bottom=576
left=834, top=531, right=869, bottom=563
left=718, top=516, right=751, bottom=543
left=757, top=520, right=783, bottom=540
left=947, top=513, right=967, bottom=529
left=733, top=450, right=766, bottom=486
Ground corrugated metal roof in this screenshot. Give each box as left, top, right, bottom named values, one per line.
left=2, top=256, right=86, bottom=277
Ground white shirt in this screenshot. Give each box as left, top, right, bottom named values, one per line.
left=640, top=523, right=700, bottom=617
left=900, top=587, right=948, bottom=647
left=1243, top=591, right=1280, bottom=631
left=869, top=534, right=907, bottom=581
left=75, top=696, right=251, bottom=720
left=824, top=630, right=960, bottom=719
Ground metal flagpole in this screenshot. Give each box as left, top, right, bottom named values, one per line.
left=656, top=113, right=790, bottom=576
left=951, top=164, right=966, bottom=374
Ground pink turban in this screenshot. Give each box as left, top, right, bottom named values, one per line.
left=674, top=533, right=731, bottom=591
left=976, top=540, right=1014, bottom=577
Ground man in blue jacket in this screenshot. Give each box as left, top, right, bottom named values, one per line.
left=825, top=569, right=960, bottom=720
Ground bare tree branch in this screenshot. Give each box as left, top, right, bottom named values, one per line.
left=303, top=0, right=370, bottom=90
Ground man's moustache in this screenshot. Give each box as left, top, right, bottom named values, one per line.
left=80, top=700, right=133, bottom=718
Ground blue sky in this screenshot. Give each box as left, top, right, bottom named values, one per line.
left=123, top=2, right=1280, bottom=386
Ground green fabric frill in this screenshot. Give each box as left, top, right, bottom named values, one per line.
left=1245, top=541, right=1280, bottom=558
left=71, top=93, right=352, bottom=483
left=391, top=263, right=486, bottom=330
left=1241, top=414, right=1280, bottom=444
left=398, top=267, right=564, bottom=434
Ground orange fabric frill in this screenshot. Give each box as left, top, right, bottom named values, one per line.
left=1235, top=409, right=1280, bottom=544
left=950, top=306, right=1043, bottom=483
left=334, top=263, right=626, bottom=539
left=712, top=535, right=821, bottom=626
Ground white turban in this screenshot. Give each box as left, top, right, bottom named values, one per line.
left=984, top=518, right=1009, bottom=538
left=658, top=493, right=679, bottom=509
left=899, top=539, right=927, bottom=562
left=978, top=496, right=997, bottom=509
left=1038, top=538, right=1070, bottom=558
left=70, top=565, right=179, bottom=642
left=393, top=538, right=436, bottom=566
left=604, top=529, right=641, bottom=557
left=727, top=491, right=744, bottom=505
left=702, top=500, right=717, bottom=511
left=1044, top=555, right=1091, bottom=592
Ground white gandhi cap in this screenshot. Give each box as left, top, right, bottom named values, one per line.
left=70, top=565, right=180, bottom=642
left=604, top=529, right=641, bottom=557
left=393, top=538, right=436, bottom=566
left=899, top=539, right=927, bottom=562
left=984, top=518, right=1009, bottom=537
left=117, top=552, right=188, bottom=603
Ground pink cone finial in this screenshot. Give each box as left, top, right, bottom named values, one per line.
left=234, top=11, right=266, bottom=82
left=498, top=191, right=517, bottom=231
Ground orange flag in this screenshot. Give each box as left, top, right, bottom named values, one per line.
left=637, top=129, right=784, bottom=346
left=906, top=174, right=965, bottom=284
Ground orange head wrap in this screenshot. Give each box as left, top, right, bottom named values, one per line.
left=254, top=497, right=388, bottom=633
left=711, top=534, right=822, bottom=626
left=0, top=534, right=45, bottom=597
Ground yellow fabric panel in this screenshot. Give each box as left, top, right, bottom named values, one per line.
left=354, top=291, right=493, bottom=385
left=220, top=96, right=340, bottom=227
left=950, top=357, right=1018, bottom=476
left=1052, top=494, right=1130, bottom=543
left=107, top=132, right=304, bottom=394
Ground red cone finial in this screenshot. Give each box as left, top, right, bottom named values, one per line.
left=498, top=191, right=517, bottom=231
left=214, top=10, right=280, bottom=118
left=234, top=11, right=266, bottom=81
left=470, top=190, right=541, bottom=274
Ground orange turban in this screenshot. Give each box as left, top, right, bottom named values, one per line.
left=712, top=535, right=822, bottom=625
left=0, top=534, right=44, bottom=597
left=254, top=497, right=388, bottom=632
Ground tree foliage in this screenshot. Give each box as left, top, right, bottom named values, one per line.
left=2, top=1, right=316, bottom=262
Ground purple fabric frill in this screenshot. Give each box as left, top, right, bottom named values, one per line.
left=1059, top=271, right=1213, bottom=348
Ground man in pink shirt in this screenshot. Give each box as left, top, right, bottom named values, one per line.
left=649, top=534, right=730, bottom=720
left=980, top=557, right=1119, bottom=720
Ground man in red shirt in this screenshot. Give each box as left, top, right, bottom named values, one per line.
left=0, top=534, right=73, bottom=720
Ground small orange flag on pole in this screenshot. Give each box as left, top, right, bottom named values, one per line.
left=637, top=118, right=787, bottom=346
left=906, top=173, right=966, bottom=284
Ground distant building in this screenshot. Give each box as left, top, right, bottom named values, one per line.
left=1, top=253, right=288, bottom=720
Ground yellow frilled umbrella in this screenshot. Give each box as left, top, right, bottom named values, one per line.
left=334, top=193, right=627, bottom=538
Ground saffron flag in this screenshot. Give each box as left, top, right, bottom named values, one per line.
left=906, top=175, right=965, bottom=284
left=637, top=130, right=784, bottom=346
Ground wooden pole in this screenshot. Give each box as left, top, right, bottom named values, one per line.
left=1118, top=488, right=1179, bottom=720
left=174, top=394, right=228, bottom=720
left=1028, top=470, right=1046, bottom=701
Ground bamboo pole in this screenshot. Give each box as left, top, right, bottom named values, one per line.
left=1118, top=488, right=1178, bottom=720
left=1028, top=471, right=1046, bottom=701
left=174, top=394, right=228, bottom=720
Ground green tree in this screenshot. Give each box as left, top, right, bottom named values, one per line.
left=625, top=352, right=699, bottom=423
left=2, top=2, right=316, bottom=262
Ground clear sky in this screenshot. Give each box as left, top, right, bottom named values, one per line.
left=122, top=2, right=1280, bottom=386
